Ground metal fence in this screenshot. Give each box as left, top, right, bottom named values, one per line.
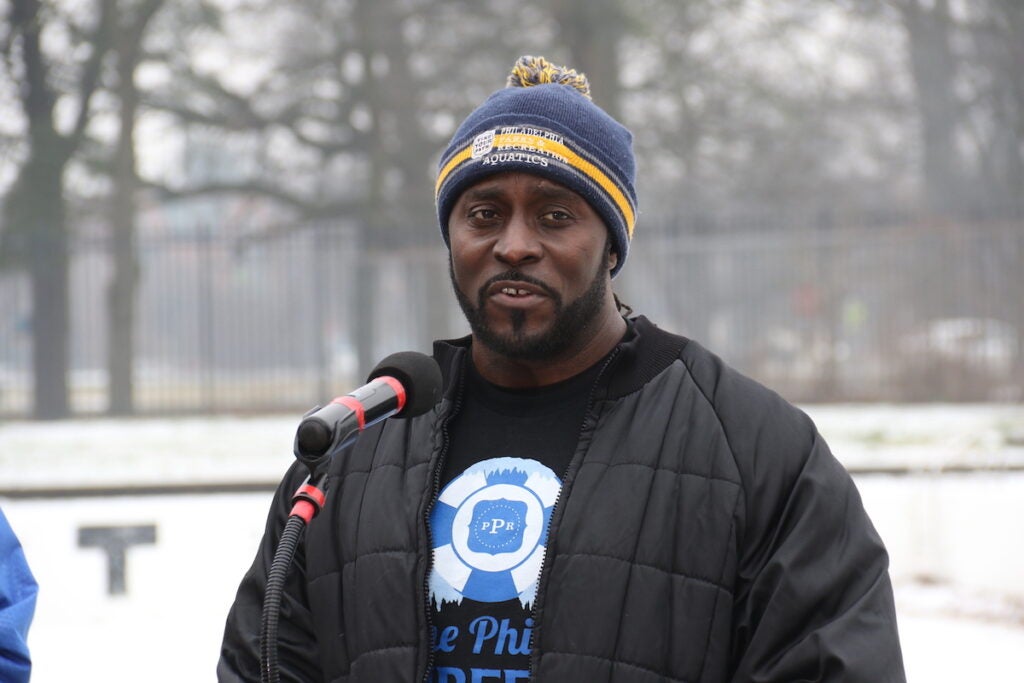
left=618, top=219, right=1023, bottom=403
left=1, top=218, right=1021, bottom=417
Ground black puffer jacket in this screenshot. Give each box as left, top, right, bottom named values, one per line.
left=219, top=316, right=905, bottom=682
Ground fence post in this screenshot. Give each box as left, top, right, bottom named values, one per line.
left=199, top=223, right=215, bottom=413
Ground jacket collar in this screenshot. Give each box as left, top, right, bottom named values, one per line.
left=602, top=316, right=690, bottom=399
left=431, top=315, right=689, bottom=402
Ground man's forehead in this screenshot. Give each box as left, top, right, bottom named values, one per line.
left=458, top=173, right=585, bottom=203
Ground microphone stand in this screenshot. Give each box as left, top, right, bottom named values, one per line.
left=256, top=351, right=441, bottom=682
left=259, top=412, right=355, bottom=683
left=259, top=470, right=328, bottom=683
left=258, top=392, right=392, bottom=682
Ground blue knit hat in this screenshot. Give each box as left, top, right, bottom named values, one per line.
left=436, top=56, right=637, bottom=277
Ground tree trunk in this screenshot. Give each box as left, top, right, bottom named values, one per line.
left=28, top=171, right=71, bottom=419
left=10, top=0, right=71, bottom=419
left=107, top=29, right=142, bottom=415
left=551, top=0, right=625, bottom=119
left=8, top=0, right=115, bottom=418
left=987, top=1, right=1024, bottom=216
left=106, top=0, right=163, bottom=414
left=900, top=0, right=964, bottom=215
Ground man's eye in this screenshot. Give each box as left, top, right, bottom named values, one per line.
left=543, top=210, right=572, bottom=222
left=468, top=208, right=499, bottom=221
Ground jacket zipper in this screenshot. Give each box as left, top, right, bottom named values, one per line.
left=526, top=346, right=621, bottom=680
left=420, top=354, right=467, bottom=683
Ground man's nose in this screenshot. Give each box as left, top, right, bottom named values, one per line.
left=493, top=215, right=542, bottom=266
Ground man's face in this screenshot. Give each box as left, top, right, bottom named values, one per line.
left=448, top=172, right=617, bottom=360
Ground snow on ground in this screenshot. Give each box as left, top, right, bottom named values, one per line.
left=2, top=405, right=1023, bottom=681
left=804, top=403, right=1024, bottom=470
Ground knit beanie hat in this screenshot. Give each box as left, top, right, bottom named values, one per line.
left=436, top=56, right=637, bottom=277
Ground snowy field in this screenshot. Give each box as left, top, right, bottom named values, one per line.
left=2, top=405, right=1024, bottom=681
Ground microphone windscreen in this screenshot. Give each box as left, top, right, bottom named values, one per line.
left=296, top=417, right=332, bottom=458
left=367, top=351, right=443, bottom=418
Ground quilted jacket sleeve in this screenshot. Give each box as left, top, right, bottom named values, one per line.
left=728, top=407, right=905, bottom=682
left=218, top=462, right=322, bottom=683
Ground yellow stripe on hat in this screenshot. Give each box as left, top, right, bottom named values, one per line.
left=436, top=145, right=474, bottom=197
left=436, top=133, right=635, bottom=238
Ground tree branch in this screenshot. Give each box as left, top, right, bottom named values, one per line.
left=140, top=177, right=366, bottom=221
left=67, top=0, right=117, bottom=153
left=143, top=178, right=312, bottom=210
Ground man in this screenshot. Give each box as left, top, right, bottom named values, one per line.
left=219, top=56, right=905, bottom=682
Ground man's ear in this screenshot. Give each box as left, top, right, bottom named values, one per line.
left=608, top=249, right=619, bottom=272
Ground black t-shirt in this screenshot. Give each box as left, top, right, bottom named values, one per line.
left=427, top=356, right=604, bottom=683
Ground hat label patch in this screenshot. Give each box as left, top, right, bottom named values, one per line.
left=470, top=126, right=573, bottom=171
left=470, top=127, right=571, bottom=168
left=471, top=130, right=496, bottom=159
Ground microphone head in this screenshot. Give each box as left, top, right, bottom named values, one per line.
left=295, top=416, right=332, bottom=459
left=366, top=351, right=443, bottom=418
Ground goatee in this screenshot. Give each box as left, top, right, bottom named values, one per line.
left=450, top=254, right=610, bottom=361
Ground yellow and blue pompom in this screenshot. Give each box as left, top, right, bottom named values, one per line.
left=506, top=55, right=592, bottom=100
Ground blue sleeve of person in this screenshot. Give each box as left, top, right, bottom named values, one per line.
left=0, top=507, right=38, bottom=683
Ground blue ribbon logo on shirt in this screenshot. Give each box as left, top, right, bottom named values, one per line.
left=429, top=457, right=562, bottom=606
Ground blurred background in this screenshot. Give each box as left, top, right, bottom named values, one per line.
left=0, top=0, right=1022, bottom=680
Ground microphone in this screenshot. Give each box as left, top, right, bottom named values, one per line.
left=294, top=351, right=442, bottom=471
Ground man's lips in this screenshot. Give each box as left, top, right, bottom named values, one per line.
left=487, top=281, right=546, bottom=299
left=482, top=280, right=554, bottom=310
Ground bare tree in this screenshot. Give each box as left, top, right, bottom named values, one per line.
left=963, top=0, right=1024, bottom=215
left=896, top=0, right=965, bottom=215
left=2, top=0, right=116, bottom=418
left=105, top=0, right=166, bottom=415
left=140, top=0, right=563, bottom=374
left=550, top=0, right=625, bottom=119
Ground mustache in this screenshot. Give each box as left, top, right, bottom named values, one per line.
left=477, top=271, right=559, bottom=302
